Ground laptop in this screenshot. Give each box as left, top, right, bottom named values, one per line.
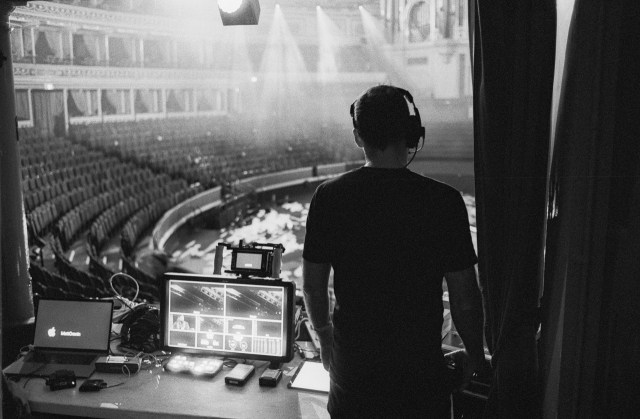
left=4, top=298, right=113, bottom=378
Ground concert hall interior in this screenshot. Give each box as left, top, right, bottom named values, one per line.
left=1, top=1, right=639, bottom=418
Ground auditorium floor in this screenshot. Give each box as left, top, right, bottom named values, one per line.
left=55, top=189, right=475, bottom=302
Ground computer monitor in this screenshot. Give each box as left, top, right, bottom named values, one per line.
left=160, top=272, right=296, bottom=367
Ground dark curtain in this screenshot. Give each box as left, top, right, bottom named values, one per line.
left=101, top=91, right=117, bottom=115
left=134, top=90, right=149, bottom=114
left=67, top=92, right=84, bottom=117
left=109, top=37, right=130, bottom=65
left=72, top=34, right=93, bottom=64
left=541, top=1, right=640, bottom=417
left=166, top=90, right=183, bottom=113
left=32, top=90, right=64, bottom=139
left=14, top=90, right=30, bottom=121
left=34, top=31, right=54, bottom=62
left=471, top=1, right=556, bottom=417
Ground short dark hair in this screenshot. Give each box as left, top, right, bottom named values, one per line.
left=351, top=85, right=412, bottom=151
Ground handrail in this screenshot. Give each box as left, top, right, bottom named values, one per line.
left=152, top=162, right=362, bottom=253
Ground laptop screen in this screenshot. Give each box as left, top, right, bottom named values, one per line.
left=33, top=299, right=113, bottom=352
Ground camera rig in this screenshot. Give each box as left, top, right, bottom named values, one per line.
left=213, top=240, right=285, bottom=279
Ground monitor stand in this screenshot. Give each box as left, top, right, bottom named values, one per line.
left=269, top=361, right=282, bottom=370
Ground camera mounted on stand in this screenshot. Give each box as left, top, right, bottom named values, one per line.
left=213, top=240, right=285, bottom=280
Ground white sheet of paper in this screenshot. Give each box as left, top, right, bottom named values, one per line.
left=289, top=361, right=330, bottom=393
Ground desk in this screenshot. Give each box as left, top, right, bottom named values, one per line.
left=6, top=356, right=329, bottom=419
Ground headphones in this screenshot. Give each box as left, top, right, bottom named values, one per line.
left=350, top=87, right=426, bottom=150
left=119, top=304, right=160, bottom=353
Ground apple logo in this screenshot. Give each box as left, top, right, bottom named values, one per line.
left=48, top=327, right=56, bottom=338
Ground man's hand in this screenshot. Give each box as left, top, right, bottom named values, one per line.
left=316, top=324, right=334, bottom=371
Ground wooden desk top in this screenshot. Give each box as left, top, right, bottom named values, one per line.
left=9, top=356, right=329, bottom=419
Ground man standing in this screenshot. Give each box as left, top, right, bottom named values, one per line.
left=303, top=85, right=485, bottom=418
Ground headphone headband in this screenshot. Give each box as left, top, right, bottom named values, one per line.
left=350, top=87, right=425, bottom=149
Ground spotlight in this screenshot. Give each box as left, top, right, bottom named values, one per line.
left=218, top=0, right=260, bottom=26
left=219, top=0, right=243, bottom=13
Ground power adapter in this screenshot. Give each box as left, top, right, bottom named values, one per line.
left=46, top=370, right=76, bottom=391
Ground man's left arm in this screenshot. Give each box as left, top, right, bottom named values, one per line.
left=302, top=259, right=333, bottom=371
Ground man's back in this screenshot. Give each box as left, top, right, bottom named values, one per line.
left=302, top=85, right=482, bottom=418
left=303, top=167, right=477, bottom=390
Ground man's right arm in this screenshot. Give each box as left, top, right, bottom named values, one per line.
left=302, top=258, right=333, bottom=371
left=444, top=266, right=485, bottom=388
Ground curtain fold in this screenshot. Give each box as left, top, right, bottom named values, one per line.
left=471, top=0, right=556, bottom=417
left=70, top=90, right=88, bottom=116
left=44, top=31, right=60, bottom=57
left=35, top=31, right=54, bottom=60
left=67, top=91, right=83, bottom=117
left=135, top=90, right=149, bottom=114
left=101, top=90, right=117, bottom=115
left=83, top=34, right=99, bottom=62
left=541, top=0, right=640, bottom=417
left=109, top=37, right=132, bottom=65
left=14, top=90, right=30, bottom=121
left=32, top=91, right=64, bottom=138
left=11, top=29, right=22, bottom=58
left=166, top=90, right=183, bottom=113
left=73, top=34, right=93, bottom=63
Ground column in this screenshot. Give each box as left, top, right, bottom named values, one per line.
left=0, top=2, right=34, bottom=335
left=104, top=34, right=109, bottom=66
left=430, top=0, right=437, bottom=41
left=68, top=30, right=73, bottom=64
left=138, top=38, right=144, bottom=67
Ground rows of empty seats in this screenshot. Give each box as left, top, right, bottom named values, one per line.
left=30, top=258, right=109, bottom=300
left=87, top=178, right=186, bottom=254
left=84, top=184, right=204, bottom=303
left=69, top=116, right=352, bottom=192
left=121, top=185, right=204, bottom=257
left=17, top=130, right=193, bottom=303
left=18, top=115, right=356, bottom=303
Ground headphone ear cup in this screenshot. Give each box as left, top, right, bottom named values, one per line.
left=406, top=115, right=421, bottom=149
left=350, top=102, right=357, bottom=129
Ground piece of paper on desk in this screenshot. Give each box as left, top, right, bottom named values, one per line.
left=298, top=393, right=330, bottom=419
left=288, top=361, right=330, bottom=393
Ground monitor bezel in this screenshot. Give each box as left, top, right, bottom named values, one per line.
left=160, top=272, right=295, bottom=365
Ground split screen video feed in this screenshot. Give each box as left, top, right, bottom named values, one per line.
left=167, top=280, right=285, bottom=356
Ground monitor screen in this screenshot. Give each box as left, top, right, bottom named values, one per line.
left=235, top=251, right=263, bottom=270
left=161, top=272, right=296, bottom=364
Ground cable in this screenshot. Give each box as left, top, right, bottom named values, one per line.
left=108, top=272, right=140, bottom=306
left=99, top=364, right=132, bottom=390
left=22, top=376, right=45, bottom=389
left=17, top=345, right=33, bottom=357
left=405, top=137, right=425, bottom=169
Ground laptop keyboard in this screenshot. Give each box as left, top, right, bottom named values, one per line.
left=32, top=352, right=96, bottom=365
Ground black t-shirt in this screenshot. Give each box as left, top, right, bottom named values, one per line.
left=303, top=166, right=477, bottom=391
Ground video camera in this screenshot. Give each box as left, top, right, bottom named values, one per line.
left=214, top=240, right=285, bottom=279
